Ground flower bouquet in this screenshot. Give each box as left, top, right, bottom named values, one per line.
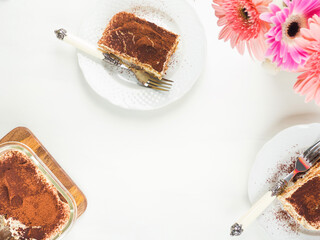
left=212, top=0, right=320, bottom=104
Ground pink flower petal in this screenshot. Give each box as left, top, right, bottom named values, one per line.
left=289, top=47, right=302, bottom=64
left=260, top=13, right=273, bottom=22
left=270, top=4, right=281, bottom=14
left=309, top=22, right=320, bottom=41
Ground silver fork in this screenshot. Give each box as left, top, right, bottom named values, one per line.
left=54, top=28, right=173, bottom=91
left=105, top=53, right=173, bottom=91
left=230, top=139, right=320, bottom=236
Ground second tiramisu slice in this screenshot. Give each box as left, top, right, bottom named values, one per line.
left=279, top=161, right=320, bottom=230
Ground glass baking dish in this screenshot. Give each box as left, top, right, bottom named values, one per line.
left=0, top=142, right=77, bottom=240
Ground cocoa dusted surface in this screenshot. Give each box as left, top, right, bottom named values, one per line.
left=98, top=12, right=179, bottom=73
left=288, top=177, right=320, bottom=226
left=0, top=150, right=70, bottom=240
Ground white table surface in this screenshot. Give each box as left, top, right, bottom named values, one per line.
left=1, top=0, right=320, bottom=239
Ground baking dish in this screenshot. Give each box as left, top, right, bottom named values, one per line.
left=0, top=142, right=77, bottom=240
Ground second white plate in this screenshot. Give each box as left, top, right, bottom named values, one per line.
left=77, top=0, right=206, bottom=110
left=248, top=123, right=320, bottom=240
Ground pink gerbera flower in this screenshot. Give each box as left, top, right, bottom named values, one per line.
left=212, top=0, right=271, bottom=61
left=294, top=15, right=320, bottom=104
left=260, top=0, right=320, bottom=70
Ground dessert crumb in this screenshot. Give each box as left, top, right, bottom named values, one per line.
left=274, top=209, right=300, bottom=233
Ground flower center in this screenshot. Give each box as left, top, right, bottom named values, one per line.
left=283, top=15, right=307, bottom=42
left=240, top=7, right=250, bottom=20
left=287, top=21, right=300, bottom=37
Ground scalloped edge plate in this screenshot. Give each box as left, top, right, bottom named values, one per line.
left=77, top=0, right=206, bottom=110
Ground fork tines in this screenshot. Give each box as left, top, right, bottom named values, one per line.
left=160, top=78, right=173, bottom=83
left=304, top=140, right=320, bottom=165
left=146, top=77, right=173, bottom=92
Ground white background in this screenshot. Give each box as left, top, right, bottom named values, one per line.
left=1, top=0, right=320, bottom=239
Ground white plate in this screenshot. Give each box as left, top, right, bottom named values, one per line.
left=77, top=0, right=206, bottom=110
left=248, top=123, right=320, bottom=240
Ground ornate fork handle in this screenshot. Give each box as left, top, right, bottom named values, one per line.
left=54, top=28, right=67, bottom=40
left=230, top=191, right=276, bottom=236
left=271, top=179, right=288, bottom=196
left=54, top=29, right=135, bottom=75
left=54, top=28, right=105, bottom=60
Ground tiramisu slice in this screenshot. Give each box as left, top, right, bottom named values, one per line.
left=279, top=161, right=320, bottom=230
left=98, top=12, right=180, bottom=79
left=0, top=150, right=70, bottom=240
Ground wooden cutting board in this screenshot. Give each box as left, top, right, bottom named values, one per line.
left=0, top=127, right=87, bottom=218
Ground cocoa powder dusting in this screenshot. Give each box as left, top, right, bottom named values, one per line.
left=274, top=209, right=300, bottom=233
left=98, top=12, right=179, bottom=73
left=267, top=151, right=304, bottom=185
left=267, top=160, right=295, bottom=185
left=0, top=150, right=70, bottom=240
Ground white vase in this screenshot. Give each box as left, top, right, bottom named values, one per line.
left=262, top=59, right=281, bottom=75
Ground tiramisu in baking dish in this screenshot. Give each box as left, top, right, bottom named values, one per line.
left=0, top=147, right=74, bottom=240
left=98, top=12, right=180, bottom=79
left=279, top=161, right=320, bottom=231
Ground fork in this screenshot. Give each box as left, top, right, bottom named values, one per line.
left=110, top=54, right=173, bottom=91
left=230, top=139, right=320, bottom=236
left=54, top=28, right=173, bottom=91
